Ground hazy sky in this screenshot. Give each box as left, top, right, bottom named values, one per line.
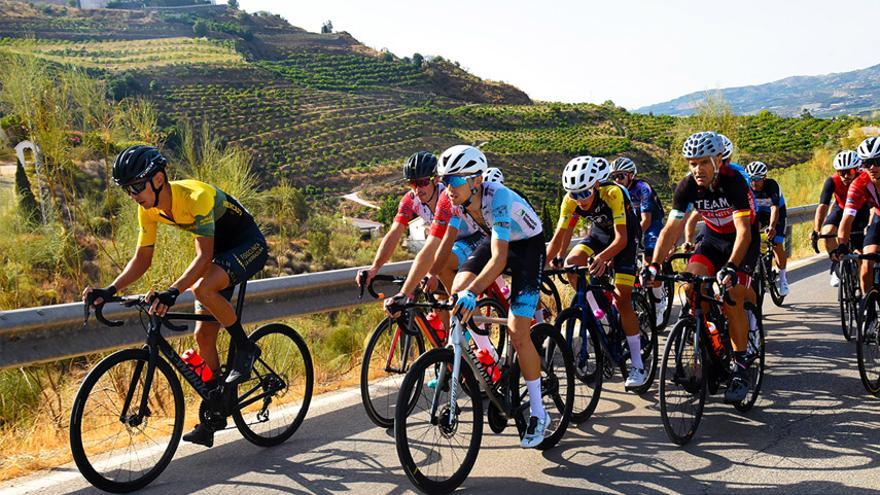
left=237, top=1, right=878, bottom=109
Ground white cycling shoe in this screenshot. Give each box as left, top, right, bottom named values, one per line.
left=654, top=297, right=667, bottom=327
left=520, top=411, right=550, bottom=448
left=830, top=271, right=840, bottom=287
left=777, top=277, right=790, bottom=296
left=625, top=366, right=648, bottom=389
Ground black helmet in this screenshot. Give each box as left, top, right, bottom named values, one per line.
left=112, top=145, right=167, bottom=186
left=403, top=151, right=437, bottom=180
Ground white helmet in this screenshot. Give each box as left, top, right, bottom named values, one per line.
left=438, top=145, right=487, bottom=176
left=745, top=161, right=768, bottom=179
left=834, top=150, right=861, bottom=170
left=857, top=136, right=880, bottom=161
left=718, top=133, right=734, bottom=160
left=562, top=156, right=610, bottom=193
left=483, top=167, right=504, bottom=184
left=611, top=157, right=637, bottom=175
left=682, top=131, right=724, bottom=159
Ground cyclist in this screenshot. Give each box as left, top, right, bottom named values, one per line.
left=746, top=161, right=790, bottom=296
left=836, top=137, right=880, bottom=293
left=610, top=156, right=668, bottom=326
left=386, top=145, right=550, bottom=448
left=546, top=156, right=647, bottom=389
left=356, top=151, right=442, bottom=288
left=683, top=133, right=749, bottom=250
left=813, top=150, right=868, bottom=286
left=82, top=145, right=268, bottom=447
left=644, top=131, right=758, bottom=404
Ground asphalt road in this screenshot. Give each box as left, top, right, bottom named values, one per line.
left=3, top=257, right=880, bottom=495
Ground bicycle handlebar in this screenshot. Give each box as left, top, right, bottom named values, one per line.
left=84, top=295, right=189, bottom=332
left=358, top=272, right=405, bottom=300
left=543, top=265, right=615, bottom=291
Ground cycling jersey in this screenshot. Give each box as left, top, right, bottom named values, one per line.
left=558, top=183, right=634, bottom=232
left=394, top=184, right=445, bottom=227
left=628, top=179, right=665, bottom=221
left=820, top=174, right=852, bottom=209
left=844, top=172, right=880, bottom=217
left=435, top=182, right=542, bottom=242
left=137, top=179, right=258, bottom=249
left=751, top=178, right=786, bottom=216
left=728, top=162, right=751, bottom=183
left=671, top=167, right=756, bottom=235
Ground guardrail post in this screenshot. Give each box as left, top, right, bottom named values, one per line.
left=785, top=224, right=792, bottom=257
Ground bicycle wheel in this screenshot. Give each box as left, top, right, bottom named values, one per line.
left=70, top=349, right=183, bottom=493
left=734, top=303, right=766, bottom=412
left=395, top=348, right=483, bottom=495
left=657, top=262, right=676, bottom=330
left=509, top=322, right=575, bottom=450
left=840, top=263, right=860, bottom=342
left=554, top=306, right=603, bottom=423
left=232, top=323, right=313, bottom=447
left=659, top=317, right=707, bottom=446
left=630, top=292, right=659, bottom=394
left=753, top=259, right=767, bottom=309
left=360, top=317, right=426, bottom=428
left=540, top=274, right=563, bottom=323
left=766, top=263, right=786, bottom=307
left=474, top=296, right=508, bottom=355
left=857, top=291, right=880, bottom=395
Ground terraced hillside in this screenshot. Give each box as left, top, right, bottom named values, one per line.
left=0, top=0, right=866, bottom=209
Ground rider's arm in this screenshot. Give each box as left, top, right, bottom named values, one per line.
left=110, top=246, right=154, bottom=291
left=597, top=186, right=629, bottom=260
left=428, top=226, right=458, bottom=275
left=400, top=232, right=446, bottom=296
left=840, top=177, right=868, bottom=245
left=839, top=213, right=855, bottom=245
left=815, top=177, right=835, bottom=231
left=728, top=214, right=753, bottom=267
left=368, top=221, right=407, bottom=271
left=769, top=204, right=780, bottom=233
left=814, top=204, right=829, bottom=232
left=640, top=211, right=651, bottom=233
left=546, top=226, right=572, bottom=262
left=171, top=236, right=215, bottom=292
left=651, top=213, right=685, bottom=265
left=684, top=210, right=700, bottom=244
left=546, top=196, right=578, bottom=261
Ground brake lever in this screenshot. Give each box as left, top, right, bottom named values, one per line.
left=357, top=270, right=367, bottom=300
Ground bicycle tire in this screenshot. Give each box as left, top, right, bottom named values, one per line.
left=553, top=306, right=603, bottom=423
left=734, top=303, right=766, bottom=412
left=766, top=263, right=786, bottom=307
left=360, top=317, right=426, bottom=428
left=659, top=317, right=707, bottom=446
left=70, top=348, right=184, bottom=493
left=630, top=292, right=659, bottom=394
left=857, top=290, right=880, bottom=396
left=540, top=274, right=563, bottom=324
left=232, top=323, right=313, bottom=447
left=395, top=348, right=483, bottom=495
left=508, top=322, right=575, bottom=450
left=841, top=262, right=860, bottom=342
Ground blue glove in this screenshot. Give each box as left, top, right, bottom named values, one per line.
left=454, top=289, right=477, bottom=314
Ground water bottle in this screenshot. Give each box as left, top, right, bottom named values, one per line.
left=475, top=348, right=501, bottom=382
left=182, top=348, right=214, bottom=382
left=495, top=276, right=511, bottom=299
left=426, top=311, right=447, bottom=341
left=707, top=321, right=724, bottom=355
left=586, top=291, right=605, bottom=321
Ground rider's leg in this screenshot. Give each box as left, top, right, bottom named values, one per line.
left=194, top=319, right=222, bottom=372
left=821, top=224, right=839, bottom=252
left=191, top=266, right=248, bottom=351
left=861, top=244, right=880, bottom=293
left=450, top=270, right=497, bottom=358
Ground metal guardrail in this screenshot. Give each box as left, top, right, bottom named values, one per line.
left=0, top=204, right=819, bottom=370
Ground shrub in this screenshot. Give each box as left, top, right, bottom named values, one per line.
left=193, top=19, right=209, bottom=37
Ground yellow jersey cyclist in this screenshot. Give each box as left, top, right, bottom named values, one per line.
left=82, top=145, right=268, bottom=447
left=644, top=131, right=759, bottom=404
left=386, top=145, right=550, bottom=448
left=356, top=151, right=443, bottom=289
left=545, top=156, right=648, bottom=389
left=609, top=156, right=668, bottom=326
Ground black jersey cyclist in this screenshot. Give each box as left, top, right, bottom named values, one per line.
left=644, top=131, right=759, bottom=404
left=545, top=156, right=648, bottom=389
left=82, top=145, right=268, bottom=447
left=746, top=161, right=789, bottom=296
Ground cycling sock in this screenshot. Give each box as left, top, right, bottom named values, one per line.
left=626, top=334, right=643, bottom=369
left=779, top=269, right=787, bottom=282
left=226, top=319, right=250, bottom=351
left=471, top=333, right=498, bottom=361
left=525, top=378, right=545, bottom=418
left=651, top=287, right=665, bottom=300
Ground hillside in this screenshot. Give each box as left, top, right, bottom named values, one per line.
left=637, top=63, right=880, bottom=118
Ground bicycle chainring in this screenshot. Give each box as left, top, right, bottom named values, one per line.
left=199, top=400, right=228, bottom=431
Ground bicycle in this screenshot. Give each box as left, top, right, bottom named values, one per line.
left=654, top=257, right=765, bottom=445
left=753, top=236, right=785, bottom=307
left=546, top=265, right=658, bottom=423
left=853, top=252, right=880, bottom=395
left=637, top=253, right=675, bottom=332
left=393, top=298, right=575, bottom=494
left=815, top=233, right=861, bottom=342
left=72, top=284, right=313, bottom=493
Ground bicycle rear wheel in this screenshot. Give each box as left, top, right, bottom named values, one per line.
left=766, top=263, right=786, bottom=307
left=857, top=291, right=880, bottom=396
left=840, top=263, right=860, bottom=342
left=361, top=317, right=425, bottom=428
left=540, top=274, right=563, bottom=323
left=509, top=322, right=575, bottom=450
left=630, top=292, right=659, bottom=394
left=659, top=317, right=707, bottom=446
left=554, top=307, right=603, bottom=423
left=734, top=303, right=766, bottom=412
left=70, top=349, right=183, bottom=493
left=395, top=348, right=483, bottom=495
left=232, top=323, right=313, bottom=447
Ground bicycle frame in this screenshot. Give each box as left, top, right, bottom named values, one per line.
left=566, top=271, right=631, bottom=371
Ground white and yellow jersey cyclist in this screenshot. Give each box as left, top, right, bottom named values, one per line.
left=545, top=155, right=648, bottom=390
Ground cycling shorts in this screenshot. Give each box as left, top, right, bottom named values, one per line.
left=571, top=225, right=637, bottom=287
left=690, top=224, right=759, bottom=286
left=864, top=215, right=880, bottom=248
left=461, top=234, right=544, bottom=318
left=756, top=211, right=787, bottom=245
left=195, top=225, right=268, bottom=312
left=452, top=232, right=486, bottom=269
left=825, top=203, right=868, bottom=250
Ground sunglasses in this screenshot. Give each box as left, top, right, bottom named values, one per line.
left=864, top=160, right=880, bottom=169
left=838, top=168, right=857, bottom=176
left=569, top=189, right=592, bottom=201
left=409, top=178, right=432, bottom=188
left=749, top=176, right=765, bottom=182
left=122, top=179, right=150, bottom=196
left=440, top=174, right=476, bottom=188
left=610, top=173, right=628, bottom=182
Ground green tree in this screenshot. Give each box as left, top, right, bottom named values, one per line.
left=376, top=194, right=398, bottom=227
left=14, top=158, right=39, bottom=224
left=193, top=19, right=209, bottom=37
left=412, top=52, right=424, bottom=67
left=227, top=0, right=239, bottom=8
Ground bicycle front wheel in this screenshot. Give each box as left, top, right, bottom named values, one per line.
left=734, top=303, right=766, bottom=412
left=361, top=317, right=425, bottom=428
left=840, top=264, right=860, bottom=342
left=631, top=292, right=659, bottom=394
left=395, top=348, right=483, bottom=495
left=766, top=265, right=786, bottom=307
left=857, top=291, right=880, bottom=396
left=554, top=306, right=603, bottom=423
left=659, top=317, right=707, bottom=446
left=232, top=323, right=314, bottom=447
left=540, top=274, right=563, bottom=323
left=70, top=348, right=183, bottom=493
